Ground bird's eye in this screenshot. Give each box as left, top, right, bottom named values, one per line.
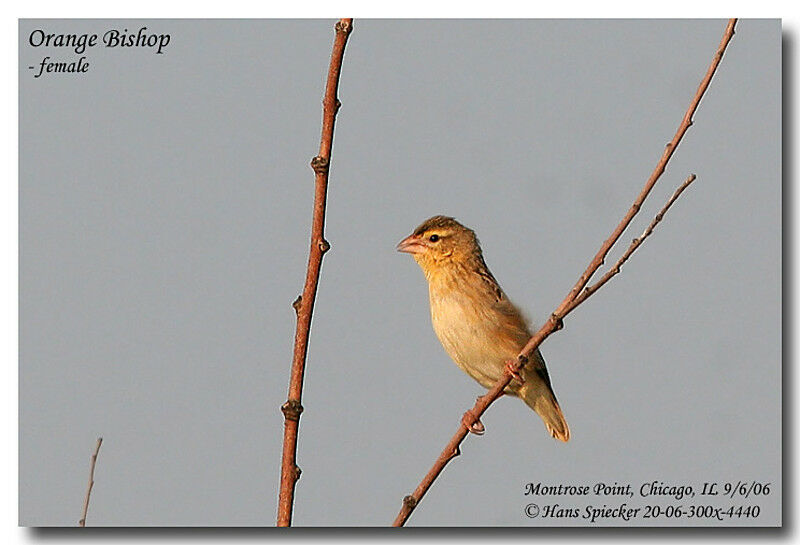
left=429, top=234, right=440, bottom=242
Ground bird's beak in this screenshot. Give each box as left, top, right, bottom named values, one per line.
left=396, top=234, right=425, bottom=254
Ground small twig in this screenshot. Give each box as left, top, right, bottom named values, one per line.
left=567, top=174, right=697, bottom=311
left=78, top=437, right=103, bottom=527
left=393, top=19, right=737, bottom=527
left=277, top=18, right=353, bottom=528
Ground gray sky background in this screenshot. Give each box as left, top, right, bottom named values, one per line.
left=19, top=19, right=780, bottom=526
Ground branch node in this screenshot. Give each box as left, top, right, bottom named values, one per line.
left=318, top=239, right=331, bottom=253
left=293, top=465, right=302, bottom=481
left=281, top=400, right=304, bottom=421
left=292, top=295, right=303, bottom=314
left=310, top=155, right=329, bottom=174
left=335, top=19, right=353, bottom=35
left=402, top=495, right=418, bottom=510
left=550, top=313, right=564, bottom=331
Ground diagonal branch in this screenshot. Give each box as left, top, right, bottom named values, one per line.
left=277, top=18, right=353, bottom=528
left=78, top=437, right=103, bottom=527
left=393, top=18, right=737, bottom=527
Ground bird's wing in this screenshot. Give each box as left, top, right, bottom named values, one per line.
left=470, top=263, right=544, bottom=362
left=473, top=254, right=505, bottom=303
left=471, top=259, right=553, bottom=377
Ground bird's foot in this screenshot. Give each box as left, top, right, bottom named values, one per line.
left=505, top=359, right=525, bottom=384
left=461, top=409, right=485, bottom=435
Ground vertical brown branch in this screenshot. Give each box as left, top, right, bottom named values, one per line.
left=393, top=18, right=737, bottom=527
left=277, top=18, right=353, bottom=527
left=78, top=437, right=103, bottom=527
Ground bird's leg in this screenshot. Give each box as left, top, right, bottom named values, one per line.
left=505, top=359, right=525, bottom=384
left=461, top=408, right=485, bottom=435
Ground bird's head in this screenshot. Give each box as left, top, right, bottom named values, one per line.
left=396, top=215, right=481, bottom=273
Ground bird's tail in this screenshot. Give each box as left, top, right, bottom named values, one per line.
left=520, top=383, right=570, bottom=442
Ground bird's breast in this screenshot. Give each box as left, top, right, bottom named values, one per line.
left=428, top=281, right=523, bottom=388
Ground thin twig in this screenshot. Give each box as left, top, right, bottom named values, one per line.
left=78, top=437, right=103, bottom=527
left=393, top=18, right=737, bottom=527
left=277, top=18, right=353, bottom=528
left=568, top=174, right=697, bottom=310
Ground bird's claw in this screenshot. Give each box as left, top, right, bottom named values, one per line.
left=505, top=360, right=525, bottom=384
left=462, top=410, right=485, bottom=435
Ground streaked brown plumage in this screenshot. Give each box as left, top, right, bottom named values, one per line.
left=397, top=215, right=569, bottom=442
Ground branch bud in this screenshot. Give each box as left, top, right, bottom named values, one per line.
left=281, top=400, right=304, bottom=421
left=335, top=19, right=353, bottom=35
left=311, top=155, right=329, bottom=174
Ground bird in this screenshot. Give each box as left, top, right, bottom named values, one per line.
left=397, top=215, right=569, bottom=442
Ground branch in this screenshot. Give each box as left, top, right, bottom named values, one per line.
left=277, top=18, right=353, bottom=527
left=78, top=437, right=103, bottom=527
left=393, top=18, right=737, bottom=527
